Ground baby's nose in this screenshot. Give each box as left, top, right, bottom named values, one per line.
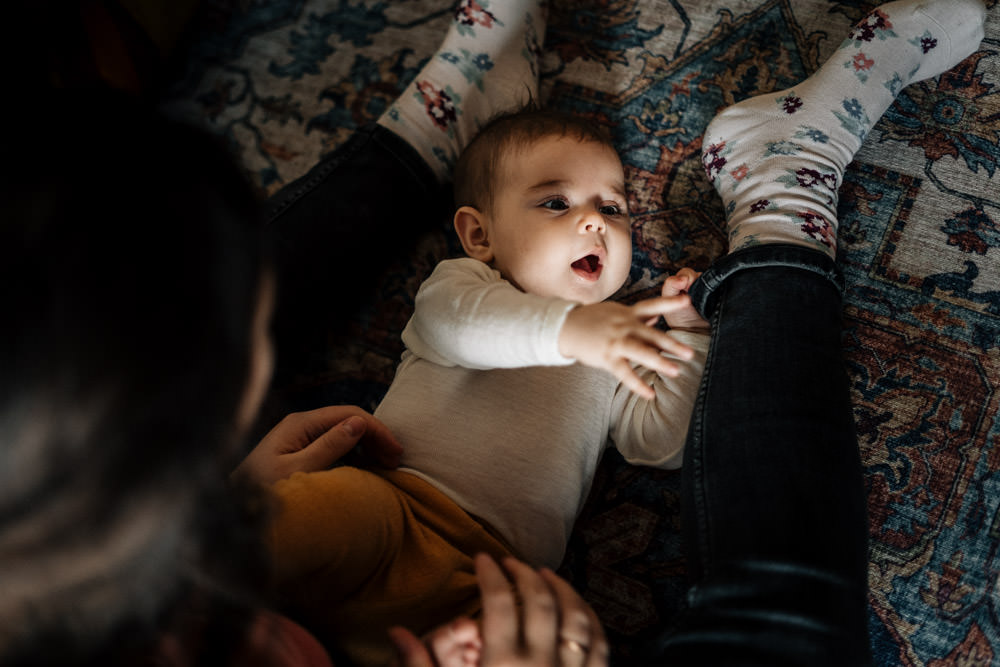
left=578, top=210, right=606, bottom=233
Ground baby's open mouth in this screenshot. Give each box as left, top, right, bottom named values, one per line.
left=571, top=254, right=603, bottom=280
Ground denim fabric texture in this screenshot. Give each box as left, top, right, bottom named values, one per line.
left=654, top=250, right=871, bottom=666
left=266, top=124, right=450, bottom=383
left=687, top=244, right=845, bottom=320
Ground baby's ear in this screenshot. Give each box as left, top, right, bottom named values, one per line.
left=453, top=206, right=493, bottom=263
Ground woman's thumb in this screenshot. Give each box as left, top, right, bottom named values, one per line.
left=297, top=416, right=368, bottom=471
left=339, top=415, right=366, bottom=438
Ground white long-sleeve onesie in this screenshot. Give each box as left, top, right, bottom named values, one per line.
left=373, top=257, right=709, bottom=568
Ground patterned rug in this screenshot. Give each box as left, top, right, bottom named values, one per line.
left=164, top=1, right=1000, bottom=664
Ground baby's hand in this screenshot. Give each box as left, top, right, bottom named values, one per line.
left=660, top=268, right=709, bottom=331
left=389, top=617, right=481, bottom=667
left=558, top=296, right=695, bottom=399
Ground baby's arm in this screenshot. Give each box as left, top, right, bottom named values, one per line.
left=610, top=327, right=710, bottom=468
left=407, top=258, right=698, bottom=394
left=558, top=297, right=697, bottom=399
left=404, top=257, right=580, bottom=369
left=605, top=268, right=710, bottom=463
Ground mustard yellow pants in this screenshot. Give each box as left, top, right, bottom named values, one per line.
left=268, top=467, right=513, bottom=666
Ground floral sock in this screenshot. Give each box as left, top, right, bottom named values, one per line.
left=701, top=0, right=986, bottom=258
left=377, top=0, right=545, bottom=182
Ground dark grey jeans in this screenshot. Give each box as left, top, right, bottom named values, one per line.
left=650, top=245, right=872, bottom=666
left=266, top=123, right=449, bottom=386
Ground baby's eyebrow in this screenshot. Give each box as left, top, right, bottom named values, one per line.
left=525, top=179, right=566, bottom=193
left=524, top=178, right=627, bottom=198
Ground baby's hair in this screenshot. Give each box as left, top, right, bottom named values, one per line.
left=453, top=104, right=617, bottom=214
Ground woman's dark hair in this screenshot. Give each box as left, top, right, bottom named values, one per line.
left=0, top=88, right=270, bottom=664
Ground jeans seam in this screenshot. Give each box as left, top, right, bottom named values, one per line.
left=689, top=293, right=724, bottom=579
left=690, top=244, right=844, bottom=319
left=266, top=126, right=374, bottom=222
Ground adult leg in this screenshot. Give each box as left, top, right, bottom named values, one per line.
left=265, top=125, right=446, bottom=387
left=701, top=0, right=985, bottom=260
left=655, top=246, right=871, bottom=666
left=377, top=0, right=545, bottom=182
left=654, top=1, right=986, bottom=664
left=266, top=0, right=546, bottom=384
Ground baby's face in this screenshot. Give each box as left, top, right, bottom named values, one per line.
left=485, top=136, right=631, bottom=304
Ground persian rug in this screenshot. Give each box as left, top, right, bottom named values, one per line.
left=165, top=1, right=1000, bottom=664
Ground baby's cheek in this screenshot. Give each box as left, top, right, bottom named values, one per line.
left=610, top=247, right=633, bottom=284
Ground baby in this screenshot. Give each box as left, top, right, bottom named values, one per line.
left=376, top=107, right=709, bottom=568
left=268, top=108, right=709, bottom=664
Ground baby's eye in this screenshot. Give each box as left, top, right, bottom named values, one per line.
left=541, top=198, right=569, bottom=211
left=600, top=203, right=625, bottom=216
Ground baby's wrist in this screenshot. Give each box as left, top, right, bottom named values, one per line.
left=557, top=307, right=582, bottom=359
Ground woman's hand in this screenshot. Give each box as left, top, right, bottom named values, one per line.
left=390, top=554, right=608, bottom=667
left=231, top=405, right=403, bottom=486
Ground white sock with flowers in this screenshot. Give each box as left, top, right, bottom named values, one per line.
left=378, top=0, right=545, bottom=182
left=701, top=0, right=986, bottom=258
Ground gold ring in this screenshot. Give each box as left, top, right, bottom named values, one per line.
left=560, top=637, right=589, bottom=654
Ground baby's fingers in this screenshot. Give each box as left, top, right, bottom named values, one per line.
left=616, top=340, right=687, bottom=391
left=612, top=360, right=657, bottom=400
left=660, top=275, right=687, bottom=298
left=632, top=294, right=693, bottom=320
left=661, top=268, right=701, bottom=297
left=632, top=323, right=694, bottom=361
